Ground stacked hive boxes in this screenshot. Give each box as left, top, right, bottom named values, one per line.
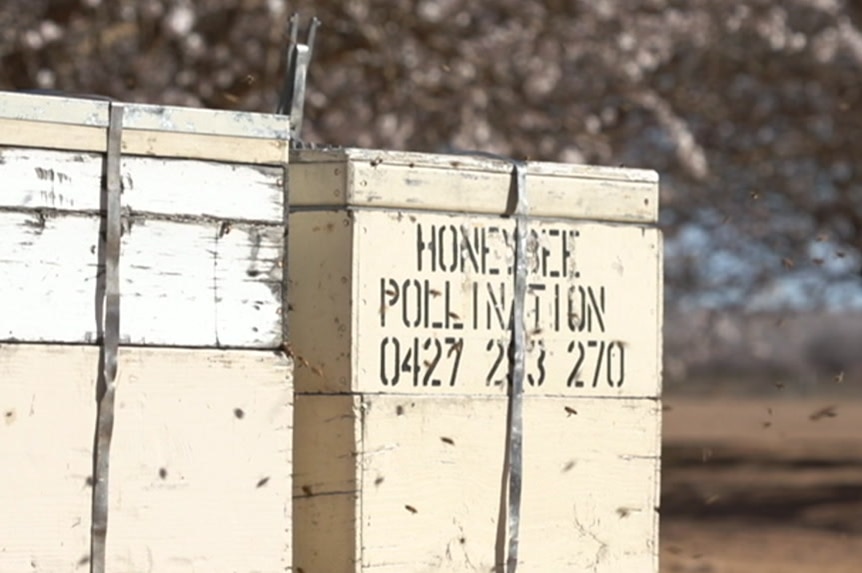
left=288, top=149, right=662, bottom=572
left=0, top=92, right=293, bottom=572
left=0, top=92, right=661, bottom=572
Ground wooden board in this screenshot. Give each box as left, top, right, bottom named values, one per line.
left=0, top=91, right=289, bottom=137
left=0, top=91, right=290, bottom=164
left=287, top=149, right=662, bottom=572
left=0, top=213, right=283, bottom=347
left=290, top=148, right=658, bottom=222
left=293, top=394, right=661, bottom=573
left=0, top=343, right=293, bottom=573
left=0, top=145, right=286, bottom=348
left=0, top=147, right=284, bottom=222
left=288, top=209, right=662, bottom=397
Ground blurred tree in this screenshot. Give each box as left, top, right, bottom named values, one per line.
left=1, top=0, right=860, bottom=310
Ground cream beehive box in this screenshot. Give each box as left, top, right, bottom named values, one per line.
left=288, top=148, right=662, bottom=573
left=0, top=91, right=293, bottom=572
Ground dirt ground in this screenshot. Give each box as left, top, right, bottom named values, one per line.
left=661, top=397, right=862, bottom=572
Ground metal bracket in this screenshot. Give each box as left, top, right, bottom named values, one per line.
left=437, top=150, right=529, bottom=573
left=91, top=102, right=123, bottom=573
left=276, top=13, right=320, bottom=143
left=506, top=161, right=529, bottom=573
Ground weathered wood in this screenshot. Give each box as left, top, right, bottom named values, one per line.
left=0, top=343, right=293, bottom=573
left=0, top=91, right=291, bottom=163
left=288, top=149, right=663, bottom=572
left=290, top=148, right=658, bottom=222
left=1, top=92, right=294, bottom=571
left=288, top=209, right=662, bottom=397
left=0, top=118, right=291, bottom=164
left=0, top=121, right=286, bottom=348
left=120, top=129, right=289, bottom=165
left=0, top=91, right=289, bottom=137
left=0, top=147, right=284, bottom=222
left=0, top=213, right=283, bottom=347
left=293, top=394, right=660, bottom=573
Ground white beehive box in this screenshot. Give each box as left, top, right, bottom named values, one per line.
left=0, top=91, right=294, bottom=572
left=288, top=149, right=662, bottom=572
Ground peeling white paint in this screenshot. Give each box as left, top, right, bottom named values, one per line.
left=0, top=147, right=284, bottom=222
left=0, top=213, right=282, bottom=347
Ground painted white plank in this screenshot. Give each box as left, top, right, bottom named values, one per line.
left=292, top=394, right=660, bottom=573
left=107, top=346, right=293, bottom=573
left=288, top=210, right=662, bottom=398
left=0, top=119, right=106, bottom=154
left=0, top=345, right=94, bottom=572
left=353, top=210, right=661, bottom=397
left=0, top=213, right=282, bottom=347
left=122, top=155, right=283, bottom=222
left=0, top=91, right=290, bottom=139
left=295, top=147, right=658, bottom=182
left=0, top=148, right=284, bottom=222
left=120, top=129, right=290, bottom=165
left=123, top=102, right=290, bottom=139
left=0, top=90, right=107, bottom=127
left=213, top=224, right=284, bottom=347
left=0, top=118, right=290, bottom=164
left=0, top=147, right=97, bottom=211
left=290, top=148, right=658, bottom=223
left=0, top=343, right=293, bottom=573
left=349, top=154, right=657, bottom=223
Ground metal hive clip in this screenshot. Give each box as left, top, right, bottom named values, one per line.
left=277, top=13, right=320, bottom=145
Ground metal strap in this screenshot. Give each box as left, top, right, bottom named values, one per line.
left=91, top=102, right=123, bottom=573
left=506, top=161, right=528, bottom=573
left=277, top=13, right=320, bottom=144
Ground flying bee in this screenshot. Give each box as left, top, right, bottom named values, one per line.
left=809, top=405, right=837, bottom=421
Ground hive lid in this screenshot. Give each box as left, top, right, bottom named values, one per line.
left=0, top=91, right=290, bottom=164
left=290, top=147, right=658, bottom=223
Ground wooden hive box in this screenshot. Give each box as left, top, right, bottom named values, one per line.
left=288, top=148, right=663, bottom=572
left=0, top=91, right=294, bottom=572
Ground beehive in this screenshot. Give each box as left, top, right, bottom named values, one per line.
left=288, top=148, right=662, bottom=572
left=0, top=91, right=293, bottom=572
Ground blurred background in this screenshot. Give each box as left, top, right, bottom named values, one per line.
left=2, top=0, right=861, bottom=570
